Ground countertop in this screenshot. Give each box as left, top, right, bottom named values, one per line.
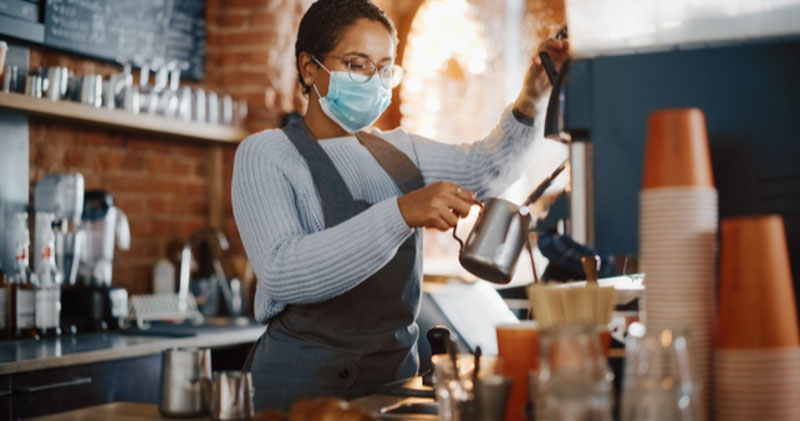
left=0, top=319, right=266, bottom=375
left=27, top=377, right=435, bottom=420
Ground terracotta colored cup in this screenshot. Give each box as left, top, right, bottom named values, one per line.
left=496, top=321, right=539, bottom=421
left=717, top=214, right=799, bottom=348
left=642, top=108, right=714, bottom=189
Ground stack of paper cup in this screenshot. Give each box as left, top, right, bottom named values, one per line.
left=639, top=108, right=717, bottom=419
left=714, top=215, right=800, bottom=421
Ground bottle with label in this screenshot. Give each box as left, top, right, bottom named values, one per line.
left=34, top=212, right=61, bottom=337
left=11, top=212, right=37, bottom=339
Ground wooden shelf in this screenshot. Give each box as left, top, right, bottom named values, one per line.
left=0, top=92, right=249, bottom=143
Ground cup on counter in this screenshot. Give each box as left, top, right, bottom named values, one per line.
left=158, top=347, right=212, bottom=418
left=620, top=323, right=698, bottom=421
left=717, top=214, right=799, bottom=348
left=496, top=321, right=538, bottom=421
left=642, top=107, right=714, bottom=189
left=205, top=371, right=255, bottom=421
left=535, top=324, right=613, bottom=421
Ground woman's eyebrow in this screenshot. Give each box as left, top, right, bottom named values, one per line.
left=343, top=50, right=394, bottom=62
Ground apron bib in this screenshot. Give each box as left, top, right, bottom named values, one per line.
left=243, top=120, right=425, bottom=411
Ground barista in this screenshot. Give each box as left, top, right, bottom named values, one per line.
left=231, top=0, right=569, bottom=411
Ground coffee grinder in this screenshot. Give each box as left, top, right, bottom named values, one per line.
left=61, top=190, right=130, bottom=331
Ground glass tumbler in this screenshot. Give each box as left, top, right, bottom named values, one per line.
left=433, top=354, right=473, bottom=421
left=620, top=323, right=698, bottom=421
left=535, top=324, right=614, bottom=421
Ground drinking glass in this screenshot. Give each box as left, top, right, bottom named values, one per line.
left=433, top=353, right=474, bottom=421
left=535, top=324, right=613, bottom=421
left=620, top=323, right=698, bottom=421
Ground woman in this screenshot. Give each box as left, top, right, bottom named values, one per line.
left=232, top=0, right=568, bottom=411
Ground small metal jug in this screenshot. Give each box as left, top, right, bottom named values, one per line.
left=205, top=371, right=255, bottom=420
left=158, top=348, right=212, bottom=418
left=453, top=198, right=532, bottom=284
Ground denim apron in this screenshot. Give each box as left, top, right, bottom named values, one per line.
left=243, top=119, right=424, bottom=411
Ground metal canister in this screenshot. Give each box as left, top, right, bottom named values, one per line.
left=158, top=347, right=212, bottom=418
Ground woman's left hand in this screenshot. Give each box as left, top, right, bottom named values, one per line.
left=513, top=38, right=570, bottom=120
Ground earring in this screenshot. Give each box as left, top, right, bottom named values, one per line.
left=305, top=79, right=312, bottom=85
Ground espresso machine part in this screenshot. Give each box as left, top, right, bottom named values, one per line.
left=34, top=173, right=84, bottom=223
left=79, top=190, right=130, bottom=287
left=33, top=212, right=62, bottom=335
left=34, top=173, right=85, bottom=285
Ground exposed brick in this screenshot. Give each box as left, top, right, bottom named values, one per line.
left=27, top=0, right=311, bottom=295
left=220, top=30, right=274, bottom=46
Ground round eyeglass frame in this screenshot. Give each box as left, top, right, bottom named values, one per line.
left=315, top=54, right=405, bottom=89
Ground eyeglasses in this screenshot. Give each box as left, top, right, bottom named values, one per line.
left=315, top=54, right=405, bottom=89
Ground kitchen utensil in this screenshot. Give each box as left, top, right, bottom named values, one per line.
left=24, top=74, right=42, bottom=98
left=205, top=371, right=255, bottom=421
left=453, top=162, right=566, bottom=284
left=621, top=323, right=698, bottom=421
left=535, top=324, right=613, bottom=421
left=159, top=347, right=212, bottom=418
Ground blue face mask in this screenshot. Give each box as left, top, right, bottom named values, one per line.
left=312, top=57, right=392, bottom=133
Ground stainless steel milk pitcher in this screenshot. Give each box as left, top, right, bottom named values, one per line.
left=453, top=197, right=532, bottom=284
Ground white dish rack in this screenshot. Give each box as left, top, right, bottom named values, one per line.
left=128, top=293, right=204, bottom=329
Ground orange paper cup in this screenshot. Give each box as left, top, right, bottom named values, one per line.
left=642, top=108, right=714, bottom=189
left=717, top=215, right=799, bottom=348
left=496, top=321, right=538, bottom=421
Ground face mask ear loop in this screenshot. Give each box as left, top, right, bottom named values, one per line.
left=312, top=82, right=324, bottom=100
left=310, top=55, right=332, bottom=100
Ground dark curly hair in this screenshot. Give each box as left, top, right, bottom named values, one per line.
left=295, top=0, right=397, bottom=95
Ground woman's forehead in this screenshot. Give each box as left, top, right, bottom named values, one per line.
left=330, top=18, right=395, bottom=62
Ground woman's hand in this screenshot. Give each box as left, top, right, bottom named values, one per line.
left=513, top=38, right=571, bottom=120
left=397, top=182, right=476, bottom=231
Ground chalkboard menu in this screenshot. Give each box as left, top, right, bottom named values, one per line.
left=43, top=0, right=205, bottom=80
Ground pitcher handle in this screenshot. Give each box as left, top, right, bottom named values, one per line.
left=452, top=220, right=465, bottom=251
left=452, top=201, right=483, bottom=251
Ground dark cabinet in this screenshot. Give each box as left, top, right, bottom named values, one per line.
left=0, top=354, right=161, bottom=420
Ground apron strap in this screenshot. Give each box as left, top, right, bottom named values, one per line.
left=355, top=131, right=425, bottom=194
left=282, top=120, right=356, bottom=226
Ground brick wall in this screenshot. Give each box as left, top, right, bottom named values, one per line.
left=27, top=0, right=312, bottom=296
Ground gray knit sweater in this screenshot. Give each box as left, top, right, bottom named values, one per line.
left=232, top=105, right=540, bottom=323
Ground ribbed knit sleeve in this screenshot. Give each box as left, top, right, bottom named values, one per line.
left=232, top=138, right=414, bottom=323
left=407, top=105, right=541, bottom=198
